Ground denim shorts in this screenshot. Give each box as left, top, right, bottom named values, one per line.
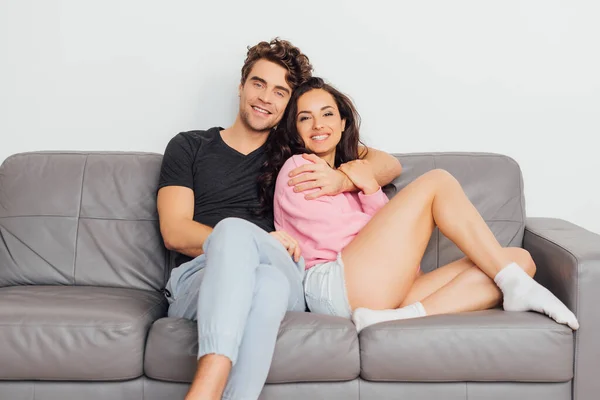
left=303, top=253, right=352, bottom=319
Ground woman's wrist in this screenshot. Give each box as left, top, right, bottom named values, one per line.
left=360, top=182, right=381, bottom=196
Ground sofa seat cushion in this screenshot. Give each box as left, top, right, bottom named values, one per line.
left=145, top=311, right=359, bottom=383
left=0, top=285, right=166, bottom=380
left=360, top=310, right=574, bottom=382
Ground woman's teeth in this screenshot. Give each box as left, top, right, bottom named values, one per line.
left=311, top=135, right=328, bottom=141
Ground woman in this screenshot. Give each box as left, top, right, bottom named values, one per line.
left=259, top=77, right=578, bottom=332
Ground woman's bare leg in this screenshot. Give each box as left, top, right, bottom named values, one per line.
left=405, top=248, right=535, bottom=314
left=342, top=169, right=579, bottom=330
left=352, top=247, right=535, bottom=332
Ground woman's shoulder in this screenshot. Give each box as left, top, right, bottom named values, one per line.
left=280, top=154, right=310, bottom=173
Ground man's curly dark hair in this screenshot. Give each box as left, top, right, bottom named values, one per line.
left=241, top=38, right=313, bottom=90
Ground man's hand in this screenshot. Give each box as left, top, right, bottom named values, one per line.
left=338, top=160, right=380, bottom=195
left=270, top=230, right=301, bottom=262
left=288, top=154, right=355, bottom=200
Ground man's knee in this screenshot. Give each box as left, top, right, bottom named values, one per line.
left=254, top=268, right=291, bottom=317
left=212, top=217, right=261, bottom=239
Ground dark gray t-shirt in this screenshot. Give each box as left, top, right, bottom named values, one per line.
left=158, top=127, right=274, bottom=266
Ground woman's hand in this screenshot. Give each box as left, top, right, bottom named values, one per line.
left=338, top=160, right=380, bottom=195
left=270, top=230, right=302, bottom=262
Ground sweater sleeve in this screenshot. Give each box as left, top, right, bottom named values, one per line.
left=357, top=187, right=390, bottom=216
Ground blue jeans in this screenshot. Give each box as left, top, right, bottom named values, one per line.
left=165, top=218, right=306, bottom=400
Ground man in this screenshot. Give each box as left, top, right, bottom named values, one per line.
left=157, top=38, right=402, bottom=400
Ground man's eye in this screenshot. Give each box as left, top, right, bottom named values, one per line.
left=254, top=82, right=263, bottom=88
left=276, top=91, right=284, bottom=98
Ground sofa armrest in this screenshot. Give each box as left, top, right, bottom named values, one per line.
left=523, top=217, right=600, bottom=400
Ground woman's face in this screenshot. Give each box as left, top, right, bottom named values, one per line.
left=295, top=89, right=346, bottom=164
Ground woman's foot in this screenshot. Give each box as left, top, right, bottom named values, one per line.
left=494, top=263, right=579, bottom=330
left=351, top=302, right=427, bottom=333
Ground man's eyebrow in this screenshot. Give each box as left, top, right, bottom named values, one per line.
left=249, top=76, right=290, bottom=95
left=297, top=106, right=334, bottom=116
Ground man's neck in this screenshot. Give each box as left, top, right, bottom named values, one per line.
left=220, top=117, right=270, bottom=156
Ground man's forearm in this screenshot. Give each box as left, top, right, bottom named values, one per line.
left=363, top=147, right=402, bottom=186
left=161, top=219, right=213, bottom=258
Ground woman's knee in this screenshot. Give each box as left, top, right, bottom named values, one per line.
left=424, top=169, right=459, bottom=187
left=506, top=247, right=536, bottom=277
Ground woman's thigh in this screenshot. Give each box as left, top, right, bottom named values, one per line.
left=342, top=170, right=445, bottom=310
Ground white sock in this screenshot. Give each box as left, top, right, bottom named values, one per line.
left=494, top=262, right=579, bottom=330
left=352, top=302, right=427, bottom=333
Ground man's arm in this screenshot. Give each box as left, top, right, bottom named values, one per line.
left=358, top=146, right=402, bottom=188
left=157, top=186, right=212, bottom=258
left=288, top=148, right=402, bottom=199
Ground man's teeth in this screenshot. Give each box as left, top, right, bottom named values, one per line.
left=252, top=106, right=269, bottom=114
left=311, top=135, right=328, bottom=140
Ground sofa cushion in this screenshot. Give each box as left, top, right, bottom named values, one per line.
left=359, top=310, right=574, bottom=382
left=0, top=152, right=168, bottom=291
left=145, top=311, right=359, bottom=383
left=0, top=286, right=166, bottom=380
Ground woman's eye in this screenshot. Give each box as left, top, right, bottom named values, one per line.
left=324, top=112, right=333, bottom=117
left=299, top=116, right=309, bottom=122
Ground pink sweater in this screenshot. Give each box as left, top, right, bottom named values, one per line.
left=273, top=155, right=389, bottom=269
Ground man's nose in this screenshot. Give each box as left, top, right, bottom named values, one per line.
left=258, top=90, right=272, bottom=104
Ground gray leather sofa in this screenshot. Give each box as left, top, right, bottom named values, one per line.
left=0, top=151, right=598, bottom=400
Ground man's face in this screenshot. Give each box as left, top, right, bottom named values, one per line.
left=238, top=59, right=292, bottom=133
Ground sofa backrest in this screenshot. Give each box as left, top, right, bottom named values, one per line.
left=0, top=151, right=525, bottom=289
left=0, top=152, right=167, bottom=290
left=385, top=152, right=526, bottom=272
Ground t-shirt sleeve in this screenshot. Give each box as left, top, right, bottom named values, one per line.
left=357, top=187, right=389, bottom=216
left=274, top=156, right=345, bottom=246
left=158, top=133, right=197, bottom=190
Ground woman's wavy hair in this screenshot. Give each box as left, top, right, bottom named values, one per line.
left=257, top=77, right=366, bottom=214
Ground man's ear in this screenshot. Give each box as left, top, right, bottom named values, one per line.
left=238, top=83, right=243, bottom=97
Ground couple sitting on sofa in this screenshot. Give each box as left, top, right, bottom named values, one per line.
left=157, top=38, right=579, bottom=400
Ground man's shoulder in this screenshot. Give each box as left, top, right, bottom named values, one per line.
left=164, top=127, right=223, bottom=154
left=171, top=127, right=222, bottom=143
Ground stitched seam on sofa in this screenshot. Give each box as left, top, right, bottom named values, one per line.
left=278, top=327, right=354, bottom=332
left=505, top=225, right=521, bottom=248
left=3, top=151, right=162, bottom=161
left=524, top=226, right=581, bottom=398
left=0, top=215, right=158, bottom=222
left=0, top=225, right=72, bottom=283
left=360, top=377, right=570, bottom=383
left=72, top=155, right=88, bottom=285
left=364, top=327, right=572, bottom=331
left=12, top=371, right=143, bottom=382
left=1, top=215, right=526, bottom=223
left=0, top=297, right=165, bottom=328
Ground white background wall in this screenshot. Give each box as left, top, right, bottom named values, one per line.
left=1, top=0, right=598, bottom=233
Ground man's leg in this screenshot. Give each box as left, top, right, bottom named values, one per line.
left=220, top=264, right=291, bottom=399
left=187, top=218, right=305, bottom=400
